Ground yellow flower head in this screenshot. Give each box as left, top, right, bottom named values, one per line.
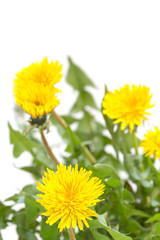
left=36, top=164, right=105, bottom=232
left=140, top=127, right=160, bottom=160
left=13, top=57, right=63, bottom=118
left=102, top=84, right=153, bottom=132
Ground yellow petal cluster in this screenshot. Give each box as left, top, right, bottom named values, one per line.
left=140, top=127, right=160, bottom=160
left=13, top=57, right=63, bottom=118
left=36, top=164, right=105, bottom=232
left=102, top=84, right=153, bottom=132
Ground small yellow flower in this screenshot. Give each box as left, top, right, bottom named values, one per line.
left=102, top=84, right=153, bottom=132
left=36, top=164, right=105, bottom=232
left=140, top=127, right=160, bottom=160
left=13, top=57, right=63, bottom=118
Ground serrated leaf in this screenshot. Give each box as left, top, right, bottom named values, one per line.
left=146, top=213, right=160, bottom=223
left=97, top=214, right=133, bottom=240
left=71, top=90, right=98, bottom=113
left=66, top=57, right=96, bottom=91
left=5, top=194, right=25, bottom=204
left=8, top=123, right=40, bottom=158
left=90, top=216, right=132, bottom=240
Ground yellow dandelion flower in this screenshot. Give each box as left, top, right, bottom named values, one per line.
left=102, top=84, right=153, bottom=132
left=15, top=57, right=63, bottom=86
left=36, top=164, right=105, bottom=232
left=13, top=57, right=63, bottom=118
left=140, top=127, right=160, bottom=160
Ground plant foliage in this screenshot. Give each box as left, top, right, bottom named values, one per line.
left=1, top=58, right=160, bottom=239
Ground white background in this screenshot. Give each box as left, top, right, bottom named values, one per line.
left=0, top=0, right=160, bottom=239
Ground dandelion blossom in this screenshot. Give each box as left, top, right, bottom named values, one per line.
left=140, top=127, right=160, bottom=160
left=102, top=84, right=153, bottom=132
left=36, top=164, right=105, bottom=232
left=13, top=57, right=63, bottom=118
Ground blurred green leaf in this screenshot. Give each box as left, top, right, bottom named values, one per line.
left=13, top=209, right=39, bottom=239
left=22, top=184, right=38, bottom=197
left=8, top=123, right=40, bottom=158
left=121, top=203, right=150, bottom=218
left=146, top=213, right=160, bottom=223
left=20, top=166, right=41, bottom=179
left=40, top=218, right=59, bottom=240
left=123, top=189, right=135, bottom=204
left=71, top=90, right=98, bottom=113
left=105, top=178, right=122, bottom=188
left=34, top=150, right=55, bottom=169
left=90, top=164, right=120, bottom=180
left=90, top=215, right=132, bottom=240
left=144, top=222, right=160, bottom=240
left=22, top=230, right=38, bottom=240
left=66, top=57, right=96, bottom=91
left=5, top=194, right=25, bottom=204
left=25, top=196, right=39, bottom=226
left=97, top=214, right=132, bottom=240
left=90, top=229, right=110, bottom=240
left=0, top=202, right=13, bottom=229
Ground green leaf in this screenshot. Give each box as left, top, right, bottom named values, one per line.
left=25, top=196, right=39, bottom=226
left=122, top=204, right=150, bottom=218
left=67, top=126, right=81, bottom=146
left=34, top=150, right=55, bottom=169
left=97, top=214, right=133, bottom=240
left=21, top=166, right=41, bottom=179
left=105, top=178, right=122, bottom=188
left=24, top=230, right=38, bottom=240
left=0, top=202, right=13, bottom=229
left=22, top=184, right=38, bottom=197
left=13, top=210, right=38, bottom=240
left=89, top=215, right=132, bottom=240
left=90, top=164, right=120, bottom=180
left=5, top=194, right=25, bottom=204
left=120, top=131, right=140, bottom=154
left=146, top=213, right=160, bottom=223
left=71, top=90, right=98, bottom=113
left=90, top=229, right=110, bottom=240
left=144, top=222, right=160, bottom=240
left=122, top=189, right=135, bottom=204
left=40, top=218, right=59, bottom=240
left=8, top=123, right=40, bottom=158
left=66, top=57, right=96, bottom=91
left=62, top=115, right=78, bottom=125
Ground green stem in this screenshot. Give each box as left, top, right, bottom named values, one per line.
left=68, top=226, right=76, bottom=240
left=133, top=131, right=139, bottom=155
left=39, top=127, right=59, bottom=165
left=52, top=110, right=96, bottom=164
